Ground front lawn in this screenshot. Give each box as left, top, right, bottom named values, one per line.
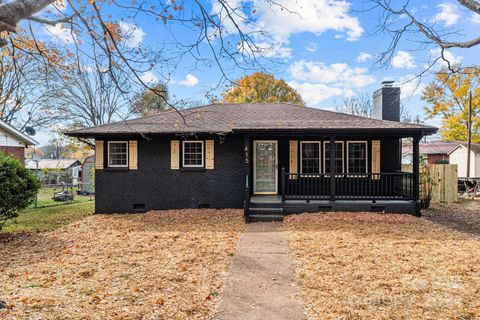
left=2, top=201, right=94, bottom=233
left=284, top=213, right=480, bottom=319
left=0, top=209, right=244, bottom=319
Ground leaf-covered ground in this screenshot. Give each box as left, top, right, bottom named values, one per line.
left=284, top=212, right=480, bottom=320
left=0, top=209, right=244, bottom=319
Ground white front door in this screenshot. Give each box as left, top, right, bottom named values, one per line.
left=253, top=140, right=278, bottom=194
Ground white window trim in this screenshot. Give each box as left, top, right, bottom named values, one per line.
left=108, top=141, right=129, bottom=168
left=182, top=140, right=204, bottom=168
left=300, top=141, right=321, bottom=174
left=323, top=141, right=344, bottom=174
left=346, top=141, right=368, bottom=174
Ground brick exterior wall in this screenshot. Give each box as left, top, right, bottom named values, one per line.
left=95, top=136, right=245, bottom=213
left=427, top=154, right=449, bottom=164
left=0, top=146, right=25, bottom=162
left=95, top=135, right=402, bottom=214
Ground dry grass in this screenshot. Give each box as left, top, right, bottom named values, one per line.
left=284, top=213, right=480, bottom=320
left=0, top=209, right=244, bottom=320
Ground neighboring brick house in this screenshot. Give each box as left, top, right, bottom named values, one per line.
left=402, top=140, right=465, bottom=165
left=66, top=83, right=437, bottom=221
left=0, top=120, right=38, bottom=162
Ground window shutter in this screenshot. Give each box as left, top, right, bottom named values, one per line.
left=289, top=140, right=298, bottom=179
left=171, top=140, right=180, bottom=169
left=205, top=140, right=214, bottom=169
left=129, top=140, right=138, bottom=170
left=372, top=140, right=381, bottom=180
left=95, top=140, right=104, bottom=170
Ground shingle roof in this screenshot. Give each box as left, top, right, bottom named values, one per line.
left=25, top=159, right=81, bottom=170
left=65, top=103, right=437, bottom=137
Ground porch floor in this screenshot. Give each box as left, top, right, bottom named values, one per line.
left=250, top=195, right=416, bottom=215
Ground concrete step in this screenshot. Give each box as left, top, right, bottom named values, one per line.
left=249, top=207, right=284, bottom=214
left=249, top=214, right=284, bottom=222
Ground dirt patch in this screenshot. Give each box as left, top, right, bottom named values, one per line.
left=424, top=199, right=480, bottom=237
left=284, top=212, right=480, bottom=319
left=0, top=209, right=244, bottom=319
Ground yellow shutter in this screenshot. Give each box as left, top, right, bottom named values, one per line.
left=372, top=140, right=381, bottom=180
left=205, top=140, right=214, bottom=169
left=171, top=140, right=180, bottom=169
left=289, top=140, right=298, bottom=179
left=129, top=140, right=138, bottom=170
left=95, top=140, right=104, bottom=169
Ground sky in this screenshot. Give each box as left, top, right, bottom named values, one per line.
left=32, top=0, right=480, bottom=145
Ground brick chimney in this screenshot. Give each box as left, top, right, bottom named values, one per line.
left=373, top=80, right=400, bottom=122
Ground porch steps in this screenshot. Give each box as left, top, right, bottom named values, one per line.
left=248, top=207, right=285, bottom=222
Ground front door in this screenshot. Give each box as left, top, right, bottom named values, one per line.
left=253, top=140, right=278, bottom=194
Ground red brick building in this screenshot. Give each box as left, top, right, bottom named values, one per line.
left=0, top=120, right=38, bottom=162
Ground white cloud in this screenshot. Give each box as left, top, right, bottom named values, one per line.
left=239, top=41, right=292, bottom=59
left=288, top=60, right=375, bottom=106
left=140, top=71, right=158, bottom=84
left=290, top=60, right=375, bottom=87
left=429, top=48, right=463, bottom=67
left=45, top=24, right=76, bottom=44
left=394, top=75, right=426, bottom=98
left=213, top=0, right=363, bottom=59
left=470, top=13, right=480, bottom=24
left=392, top=51, right=416, bottom=69
left=432, top=3, right=459, bottom=27
left=357, top=52, right=372, bottom=62
left=119, top=22, right=146, bottom=48
left=306, top=42, right=317, bottom=53
left=178, top=74, right=199, bottom=87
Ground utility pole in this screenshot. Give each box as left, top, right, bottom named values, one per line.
left=466, top=91, right=472, bottom=178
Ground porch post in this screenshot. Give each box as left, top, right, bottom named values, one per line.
left=243, top=137, right=251, bottom=222
left=413, top=135, right=421, bottom=216
left=329, top=136, right=336, bottom=203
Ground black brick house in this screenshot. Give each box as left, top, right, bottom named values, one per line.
left=66, top=83, right=437, bottom=221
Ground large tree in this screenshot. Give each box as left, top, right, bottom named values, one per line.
left=131, top=82, right=169, bottom=116
left=0, top=33, right=67, bottom=130
left=0, top=0, right=288, bottom=113
left=222, top=72, right=304, bottom=105
left=422, top=66, right=480, bottom=142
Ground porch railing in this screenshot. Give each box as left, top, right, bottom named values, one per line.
left=281, top=171, right=414, bottom=201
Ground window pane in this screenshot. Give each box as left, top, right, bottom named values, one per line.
left=108, top=142, right=128, bottom=167
left=348, top=142, right=367, bottom=173
left=301, top=142, right=319, bottom=174
left=324, top=142, right=343, bottom=173
left=184, top=141, right=203, bottom=167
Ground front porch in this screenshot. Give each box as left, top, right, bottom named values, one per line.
left=242, top=134, right=422, bottom=222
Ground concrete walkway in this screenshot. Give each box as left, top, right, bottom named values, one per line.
left=214, top=223, right=306, bottom=320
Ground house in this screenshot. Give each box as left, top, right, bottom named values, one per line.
left=449, top=144, right=480, bottom=177
left=66, top=82, right=437, bottom=221
left=402, top=140, right=462, bottom=165
left=26, top=159, right=82, bottom=184
left=0, top=120, right=38, bottom=162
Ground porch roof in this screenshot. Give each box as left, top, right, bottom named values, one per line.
left=65, top=103, right=437, bottom=138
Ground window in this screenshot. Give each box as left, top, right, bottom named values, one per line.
left=347, top=141, right=368, bottom=173
left=183, top=141, right=204, bottom=167
left=300, top=142, right=320, bottom=174
left=324, top=141, right=344, bottom=174
left=108, top=141, right=128, bottom=167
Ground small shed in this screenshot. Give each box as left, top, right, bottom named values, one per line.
left=79, top=156, right=95, bottom=194
left=449, top=144, right=480, bottom=177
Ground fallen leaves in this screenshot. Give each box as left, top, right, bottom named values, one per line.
left=284, top=212, right=480, bottom=319
left=0, top=209, right=244, bottom=319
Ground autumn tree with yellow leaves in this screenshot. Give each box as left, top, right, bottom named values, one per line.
left=422, top=66, right=480, bottom=143
left=222, top=72, right=304, bottom=105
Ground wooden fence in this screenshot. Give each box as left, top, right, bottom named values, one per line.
left=402, top=164, right=458, bottom=203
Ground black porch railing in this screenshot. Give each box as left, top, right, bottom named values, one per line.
left=282, top=171, right=414, bottom=201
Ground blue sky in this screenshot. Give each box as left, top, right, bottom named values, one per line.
left=34, top=0, right=480, bottom=145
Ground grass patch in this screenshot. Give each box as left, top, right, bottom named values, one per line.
left=2, top=201, right=94, bottom=233
left=30, top=187, right=93, bottom=208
